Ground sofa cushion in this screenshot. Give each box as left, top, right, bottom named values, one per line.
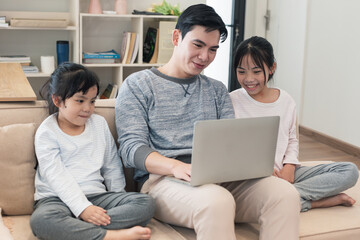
left=299, top=174, right=360, bottom=239
left=1, top=215, right=187, bottom=240
left=2, top=215, right=36, bottom=240
left=0, top=209, right=14, bottom=240
left=0, top=123, right=37, bottom=215
left=172, top=161, right=360, bottom=240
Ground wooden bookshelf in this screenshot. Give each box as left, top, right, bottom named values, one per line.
left=0, top=0, right=180, bottom=98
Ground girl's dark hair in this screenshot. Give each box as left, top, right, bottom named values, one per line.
left=175, top=4, right=227, bottom=43
left=233, top=36, right=276, bottom=82
left=40, top=62, right=100, bottom=114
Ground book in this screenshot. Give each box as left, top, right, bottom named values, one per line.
left=121, top=32, right=132, bottom=64
left=109, top=84, right=118, bottom=98
left=120, top=31, right=129, bottom=63
left=83, top=49, right=120, bottom=59
left=22, top=65, right=39, bottom=73
left=149, top=28, right=159, bottom=64
left=0, top=16, right=7, bottom=27
left=157, top=21, right=177, bottom=64
left=100, top=84, right=118, bottom=99
left=143, top=28, right=158, bottom=63
left=0, top=55, right=31, bottom=63
left=125, top=32, right=137, bottom=64
left=130, top=33, right=140, bottom=64
left=83, top=58, right=115, bottom=64
left=100, top=84, right=113, bottom=99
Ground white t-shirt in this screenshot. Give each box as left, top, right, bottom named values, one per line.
left=230, top=88, right=300, bottom=171
left=34, top=113, right=125, bottom=217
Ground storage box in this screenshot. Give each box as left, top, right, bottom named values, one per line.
left=10, top=18, right=68, bottom=28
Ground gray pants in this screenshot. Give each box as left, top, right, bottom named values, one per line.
left=30, top=192, right=155, bottom=240
left=294, top=162, right=359, bottom=211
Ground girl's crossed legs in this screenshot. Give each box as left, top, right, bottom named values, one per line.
left=30, top=192, right=155, bottom=240
left=294, top=162, right=359, bottom=211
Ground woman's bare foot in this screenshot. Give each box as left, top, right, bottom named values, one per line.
left=311, top=193, right=356, bottom=209
left=104, top=226, right=151, bottom=240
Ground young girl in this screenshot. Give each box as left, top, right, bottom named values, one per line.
left=230, top=36, right=359, bottom=212
left=30, top=63, right=155, bottom=240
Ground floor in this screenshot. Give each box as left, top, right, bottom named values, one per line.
left=299, top=134, right=360, bottom=169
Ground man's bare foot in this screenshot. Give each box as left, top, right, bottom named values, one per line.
left=104, top=226, right=151, bottom=240
left=311, top=193, right=356, bottom=209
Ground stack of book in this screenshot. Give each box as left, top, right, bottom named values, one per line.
left=0, top=55, right=39, bottom=73
left=0, top=16, right=9, bottom=28
left=0, top=55, right=31, bottom=66
left=22, top=65, right=39, bottom=73
left=120, top=32, right=140, bottom=64
left=100, top=83, right=118, bottom=99
left=83, top=49, right=120, bottom=64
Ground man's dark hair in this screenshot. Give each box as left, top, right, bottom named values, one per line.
left=175, top=4, right=228, bottom=43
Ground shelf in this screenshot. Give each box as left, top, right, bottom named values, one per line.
left=141, top=15, right=178, bottom=19
left=80, top=13, right=178, bottom=19
left=79, top=10, right=177, bottom=86
left=0, top=26, right=77, bottom=31
left=83, top=63, right=164, bottom=68
left=0, top=10, right=74, bottom=22
left=25, top=72, right=51, bottom=78
left=1, top=0, right=178, bottom=99
left=81, top=13, right=137, bottom=18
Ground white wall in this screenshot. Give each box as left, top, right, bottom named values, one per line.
left=265, top=0, right=307, bottom=116
left=301, top=0, right=360, bottom=146
left=244, top=0, right=267, bottom=38
left=204, top=0, right=233, bottom=88
left=245, top=0, right=360, bottom=147
left=244, top=0, right=307, bottom=115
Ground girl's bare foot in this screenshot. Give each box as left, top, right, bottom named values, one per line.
left=311, top=193, right=356, bottom=209
left=104, top=226, right=151, bottom=240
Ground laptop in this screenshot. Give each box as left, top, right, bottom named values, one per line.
left=167, top=116, right=280, bottom=186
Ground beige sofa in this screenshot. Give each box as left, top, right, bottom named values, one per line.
left=1, top=100, right=360, bottom=240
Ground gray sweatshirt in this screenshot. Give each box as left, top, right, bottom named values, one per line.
left=115, top=68, right=234, bottom=184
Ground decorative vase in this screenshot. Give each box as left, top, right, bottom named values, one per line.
left=114, top=0, right=127, bottom=15
left=88, top=0, right=102, bottom=14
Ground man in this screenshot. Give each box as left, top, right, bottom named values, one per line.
left=116, top=4, right=300, bottom=240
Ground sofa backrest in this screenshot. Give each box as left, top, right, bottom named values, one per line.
left=0, top=99, right=118, bottom=136
left=0, top=101, right=49, bottom=128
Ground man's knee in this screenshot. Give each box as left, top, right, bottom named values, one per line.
left=196, top=185, right=235, bottom=216
left=266, top=177, right=300, bottom=211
